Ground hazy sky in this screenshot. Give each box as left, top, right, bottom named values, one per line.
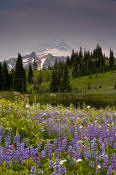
left=0, top=0, right=116, bottom=58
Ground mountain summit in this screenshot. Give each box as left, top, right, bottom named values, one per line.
left=5, top=41, right=72, bottom=70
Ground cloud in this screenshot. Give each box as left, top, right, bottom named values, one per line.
left=0, top=0, right=116, bottom=58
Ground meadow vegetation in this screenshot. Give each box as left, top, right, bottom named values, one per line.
left=0, top=98, right=115, bottom=174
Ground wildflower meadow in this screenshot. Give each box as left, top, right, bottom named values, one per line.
left=0, top=98, right=115, bottom=175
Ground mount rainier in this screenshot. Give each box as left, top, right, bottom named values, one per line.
left=5, top=41, right=72, bottom=70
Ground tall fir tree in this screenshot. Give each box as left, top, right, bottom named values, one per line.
left=109, top=49, right=115, bottom=70
left=28, top=63, right=33, bottom=84
left=62, top=66, right=71, bottom=92
left=70, top=49, right=75, bottom=66
left=72, top=57, right=78, bottom=78
left=38, top=70, right=42, bottom=85
left=14, top=53, right=26, bottom=92
left=33, top=57, right=37, bottom=70
left=50, top=69, right=59, bottom=92
left=2, top=61, right=9, bottom=90
left=79, top=47, right=83, bottom=63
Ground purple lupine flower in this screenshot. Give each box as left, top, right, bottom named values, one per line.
left=62, top=138, right=67, bottom=151
left=53, top=139, right=57, bottom=151
left=14, top=133, right=20, bottom=144
left=107, top=166, right=112, bottom=175
left=91, top=138, right=96, bottom=148
left=89, top=127, right=97, bottom=140
left=38, top=170, right=44, bottom=174
left=70, top=157, right=74, bottom=165
left=49, top=160, right=54, bottom=169
left=58, top=138, right=62, bottom=152
left=5, top=131, right=11, bottom=146
left=48, top=149, right=52, bottom=158
left=0, top=127, right=4, bottom=143
left=74, top=126, right=78, bottom=141
left=41, top=126, right=45, bottom=132
left=24, top=148, right=30, bottom=160
left=41, top=150, right=46, bottom=159
left=30, top=166, right=37, bottom=175
left=89, top=161, right=95, bottom=168
left=111, top=154, right=116, bottom=170
left=20, top=142, right=25, bottom=150
left=108, top=137, right=114, bottom=146
left=46, top=112, right=51, bottom=118
left=54, top=148, right=60, bottom=159
left=103, top=155, right=109, bottom=169
left=36, top=114, right=41, bottom=124
left=46, top=140, right=51, bottom=151
left=68, top=146, right=74, bottom=157
left=102, top=142, right=106, bottom=155
left=54, top=161, right=66, bottom=175
left=113, top=143, right=116, bottom=151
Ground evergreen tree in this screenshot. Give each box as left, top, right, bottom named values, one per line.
left=83, top=51, right=90, bottom=75
left=14, top=53, right=26, bottom=92
left=66, top=56, right=70, bottom=67
left=33, top=57, right=37, bottom=70
left=92, top=44, right=105, bottom=73
left=79, top=47, right=83, bottom=63
left=72, top=58, right=78, bottom=78
left=62, top=66, right=71, bottom=92
left=50, top=69, right=58, bottom=92
left=70, top=49, right=75, bottom=66
left=54, top=59, right=58, bottom=69
left=38, top=70, right=42, bottom=85
left=28, top=63, right=33, bottom=84
left=2, top=61, right=9, bottom=90
left=11, top=69, right=15, bottom=90
left=109, top=49, right=115, bottom=70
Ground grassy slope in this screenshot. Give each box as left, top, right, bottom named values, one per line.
left=32, top=70, right=116, bottom=95
left=70, top=71, right=116, bottom=94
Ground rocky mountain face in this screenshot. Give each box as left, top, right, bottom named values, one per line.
left=5, top=41, right=71, bottom=70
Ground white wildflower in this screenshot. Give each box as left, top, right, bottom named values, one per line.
left=25, top=103, right=30, bottom=109
left=79, top=125, right=83, bottom=129
left=76, top=158, right=82, bottom=163
left=97, top=164, right=101, bottom=169
left=60, top=160, right=67, bottom=165
left=78, top=140, right=83, bottom=144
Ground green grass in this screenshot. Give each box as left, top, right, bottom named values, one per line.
left=31, top=70, right=116, bottom=95
left=70, top=71, right=116, bottom=94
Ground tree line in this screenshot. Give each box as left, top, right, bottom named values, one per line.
left=50, top=44, right=115, bottom=92
left=0, top=44, right=115, bottom=93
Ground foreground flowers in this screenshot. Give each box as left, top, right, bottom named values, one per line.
left=0, top=98, right=115, bottom=174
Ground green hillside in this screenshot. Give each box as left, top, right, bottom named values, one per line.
left=30, top=70, right=116, bottom=95
left=70, top=71, right=116, bottom=94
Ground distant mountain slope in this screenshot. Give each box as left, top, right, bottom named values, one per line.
left=5, top=41, right=71, bottom=70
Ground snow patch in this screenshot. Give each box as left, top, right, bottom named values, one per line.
left=40, top=58, right=46, bottom=70
left=23, top=58, right=29, bottom=63
left=38, top=48, right=71, bottom=57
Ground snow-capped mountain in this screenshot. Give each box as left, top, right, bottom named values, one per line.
left=5, top=41, right=72, bottom=70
